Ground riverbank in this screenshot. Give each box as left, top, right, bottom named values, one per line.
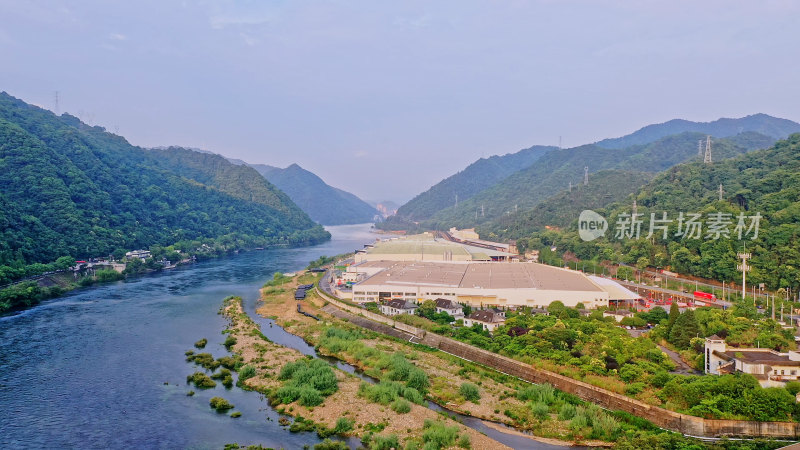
left=255, top=272, right=618, bottom=447
left=222, top=291, right=507, bottom=449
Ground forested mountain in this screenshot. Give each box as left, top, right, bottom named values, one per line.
left=0, top=92, right=329, bottom=283
left=595, top=113, right=800, bottom=149
left=419, top=131, right=775, bottom=230
left=250, top=163, right=378, bottom=225
left=482, top=169, right=654, bottom=238
left=515, top=133, right=800, bottom=291
left=390, top=145, right=557, bottom=221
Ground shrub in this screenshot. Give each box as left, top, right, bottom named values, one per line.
left=230, top=411, right=242, bottom=418
left=402, top=387, right=425, bottom=405
left=406, top=368, right=430, bottom=394
left=194, top=338, right=208, bottom=349
left=558, top=403, right=576, bottom=420
left=187, top=353, right=220, bottom=371
left=517, top=384, right=555, bottom=405
left=275, top=358, right=339, bottom=406
left=223, top=336, right=237, bottom=350
left=591, top=412, right=619, bottom=438
left=391, top=398, right=411, bottom=414
left=570, top=412, right=588, bottom=430
left=211, top=368, right=232, bottom=380
left=459, top=383, right=480, bottom=403
left=238, top=364, right=257, bottom=386
left=531, top=401, right=550, bottom=420
left=210, top=396, right=234, bottom=411
left=314, top=439, right=349, bottom=450
left=289, top=416, right=317, bottom=433
left=368, top=433, right=400, bottom=450
left=333, top=416, right=355, bottom=435
left=625, top=382, right=646, bottom=396
left=186, top=390, right=195, bottom=397
left=217, top=355, right=243, bottom=370
left=187, top=371, right=217, bottom=389
left=421, top=420, right=460, bottom=449
left=299, top=386, right=324, bottom=407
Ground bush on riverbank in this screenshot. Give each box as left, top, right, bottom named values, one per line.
left=459, top=382, right=480, bottom=403
left=194, top=338, right=207, bottom=349
left=274, top=358, right=338, bottom=407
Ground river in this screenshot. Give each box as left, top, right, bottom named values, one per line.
left=0, top=224, right=565, bottom=449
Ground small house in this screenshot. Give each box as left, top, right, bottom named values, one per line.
left=380, top=299, right=418, bottom=316
left=463, top=309, right=506, bottom=333
left=434, top=298, right=463, bottom=319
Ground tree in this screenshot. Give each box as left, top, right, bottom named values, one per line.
left=666, top=301, right=679, bottom=338
left=669, top=309, right=700, bottom=349
left=417, top=300, right=436, bottom=319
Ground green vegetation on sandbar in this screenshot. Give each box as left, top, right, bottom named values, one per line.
left=273, top=358, right=339, bottom=407
left=210, top=396, right=234, bottom=412
left=194, top=338, right=208, bottom=349
left=187, top=371, right=217, bottom=389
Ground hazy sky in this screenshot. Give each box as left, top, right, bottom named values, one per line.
left=2, top=1, right=798, bottom=203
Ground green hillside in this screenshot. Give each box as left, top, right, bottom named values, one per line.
left=422, top=131, right=775, bottom=230
left=515, top=133, right=800, bottom=291
left=387, top=145, right=556, bottom=223
left=250, top=163, right=378, bottom=225
left=0, top=92, right=329, bottom=286
left=595, top=113, right=800, bottom=149
left=483, top=169, right=654, bottom=239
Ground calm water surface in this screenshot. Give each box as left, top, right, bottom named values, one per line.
left=0, top=224, right=564, bottom=449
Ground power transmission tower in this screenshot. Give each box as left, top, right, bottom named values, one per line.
left=737, top=249, right=751, bottom=302
left=698, top=139, right=703, bottom=157
left=704, top=136, right=712, bottom=164
left=583, top=166, right=589, bottom=185
left=54, top=91, right=60, bottom=115
left=481, top=204, right=484, bottom=217
left=718, top=184, right=724, bottom=201
left=454, top=194, right=458, bottom=210
left=569, top=181, right=572, bottom=192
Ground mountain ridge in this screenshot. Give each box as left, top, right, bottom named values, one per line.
left=250, top=163, right=379, bottom=225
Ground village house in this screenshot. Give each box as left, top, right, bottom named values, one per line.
left=434, top=298, right=464, bottom=319
left=380, top=299, right=418, bottom=316
left=463, top=309, right=506, bottom=333
left=603, top=309, right=634, bottom=322
left=705, top=335, right=800, bottom=387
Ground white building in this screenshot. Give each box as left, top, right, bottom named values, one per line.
left=704, top=335, right=800, bottom=387
left=463, top=309, right=506, bottom=333
left=434, top=298, right=464, bottom=319
left=125, top=250, right=151, bottom=260
left=380, top=299, right=418, bottom=316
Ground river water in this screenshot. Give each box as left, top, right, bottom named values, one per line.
left=0, top=224, right=563, bottom=449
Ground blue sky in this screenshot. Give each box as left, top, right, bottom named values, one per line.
left=1, top=1, right=798, bottom=203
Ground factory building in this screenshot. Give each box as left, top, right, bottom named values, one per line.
left=350, top=261, right=627, bottom=309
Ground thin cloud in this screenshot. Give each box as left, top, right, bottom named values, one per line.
left=109, top=33, right=127, bottom=41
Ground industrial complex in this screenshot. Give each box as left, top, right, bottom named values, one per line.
left=339, top=231, right=639, bottom=310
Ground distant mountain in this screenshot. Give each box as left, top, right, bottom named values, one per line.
left=375, top=201, right=399, bottom=218
left=419, top=131, right=776, bottom=230
left=483, top=169, right=654, bottom=238
left=0, top=92, right=329, bottom=277
left=250, top=163, right=378, bottom=226
left=595, top=114, right=800, bottom=149
left=390, top=145, right=557, bottom=222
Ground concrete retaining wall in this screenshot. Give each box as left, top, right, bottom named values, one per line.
left=316, top=288, right=800, bottom=438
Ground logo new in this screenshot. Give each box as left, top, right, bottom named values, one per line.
left=578, top=210, right=608, bottom=241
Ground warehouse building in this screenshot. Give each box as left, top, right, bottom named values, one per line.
left=350, top=261, right=618, bottom=309
left=354, top=233, right=513, bottom=263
